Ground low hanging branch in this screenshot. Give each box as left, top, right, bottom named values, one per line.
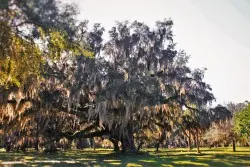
left=61, top=128, right=110, bottom=140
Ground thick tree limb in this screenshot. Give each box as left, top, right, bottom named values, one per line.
left=61, top=128, right=110, bottom=140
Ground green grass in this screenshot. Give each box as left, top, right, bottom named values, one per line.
left=0, top=147, right=249, bottom=167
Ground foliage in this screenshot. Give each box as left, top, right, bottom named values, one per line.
left=0, top=21, right=42, bottom=89
left=1, top=0, right=248, bottom=154
left=204, top=119, right=234, bottom=146
left=234, top=103, right=250, bottom=137
left=203, top=103, right=249, bottom=148
left=0, top=0, right=93, bottom=152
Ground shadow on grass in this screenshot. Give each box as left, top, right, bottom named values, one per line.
left=0, top=147, right=250, bottom=167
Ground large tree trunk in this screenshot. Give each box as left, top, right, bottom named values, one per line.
left=121, top=137, right=136, bottom=152
left=121, top=139, right=136, bottom=152
left=121, top=123, right=136, bottom=152
left=121, top=129, right=136, bottom=152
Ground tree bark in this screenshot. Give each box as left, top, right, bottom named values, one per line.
left=89, top=138, right=95, bottom=150
left=156, top=142, right=160, bottom=152
left=121, top=132, right=136, bottom=152
left=62, top=128, right=110, bottom=140
left=121, top=137, right=136, bottom=152
left=109, top=138, right=119, bottom=151
left=232, top=140, right=236, bottom=152
left=196, top=130, right=201, bottom=154
left=188, top=130, right=192, bottom=151
left=113, top=141, right=119, bottom=151
left=121, top=123, right=136, bottom=152
left=137, top=140, right=144, bottom=152
left=35, top=122, right=39, bottom=151
left=44, top=141, right=57, bottom=153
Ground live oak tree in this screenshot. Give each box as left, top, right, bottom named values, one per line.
left=1, top=0, right=217, bottom=153
left=70, top=20, right=214, bottom=152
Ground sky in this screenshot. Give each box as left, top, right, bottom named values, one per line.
left=65, top=0, right=250, bottom=105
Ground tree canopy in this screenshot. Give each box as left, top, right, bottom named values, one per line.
left=0, top=0, right=249, bottom=153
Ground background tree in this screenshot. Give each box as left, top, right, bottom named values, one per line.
left=203, top=105, right=232, bottom=148
left=234, top=103, right=250, bottom=146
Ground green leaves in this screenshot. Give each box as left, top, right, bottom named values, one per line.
left=0, top=23, right=43, bottom=89
left=47, top=30, right=68, bottom=60
left=234, top=104, right=250, bottom=137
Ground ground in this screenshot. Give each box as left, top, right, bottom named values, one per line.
left=0, top=147, right=249, bottom=167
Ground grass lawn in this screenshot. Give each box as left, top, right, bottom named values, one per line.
left=0, top=147, right=249, bottom=167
